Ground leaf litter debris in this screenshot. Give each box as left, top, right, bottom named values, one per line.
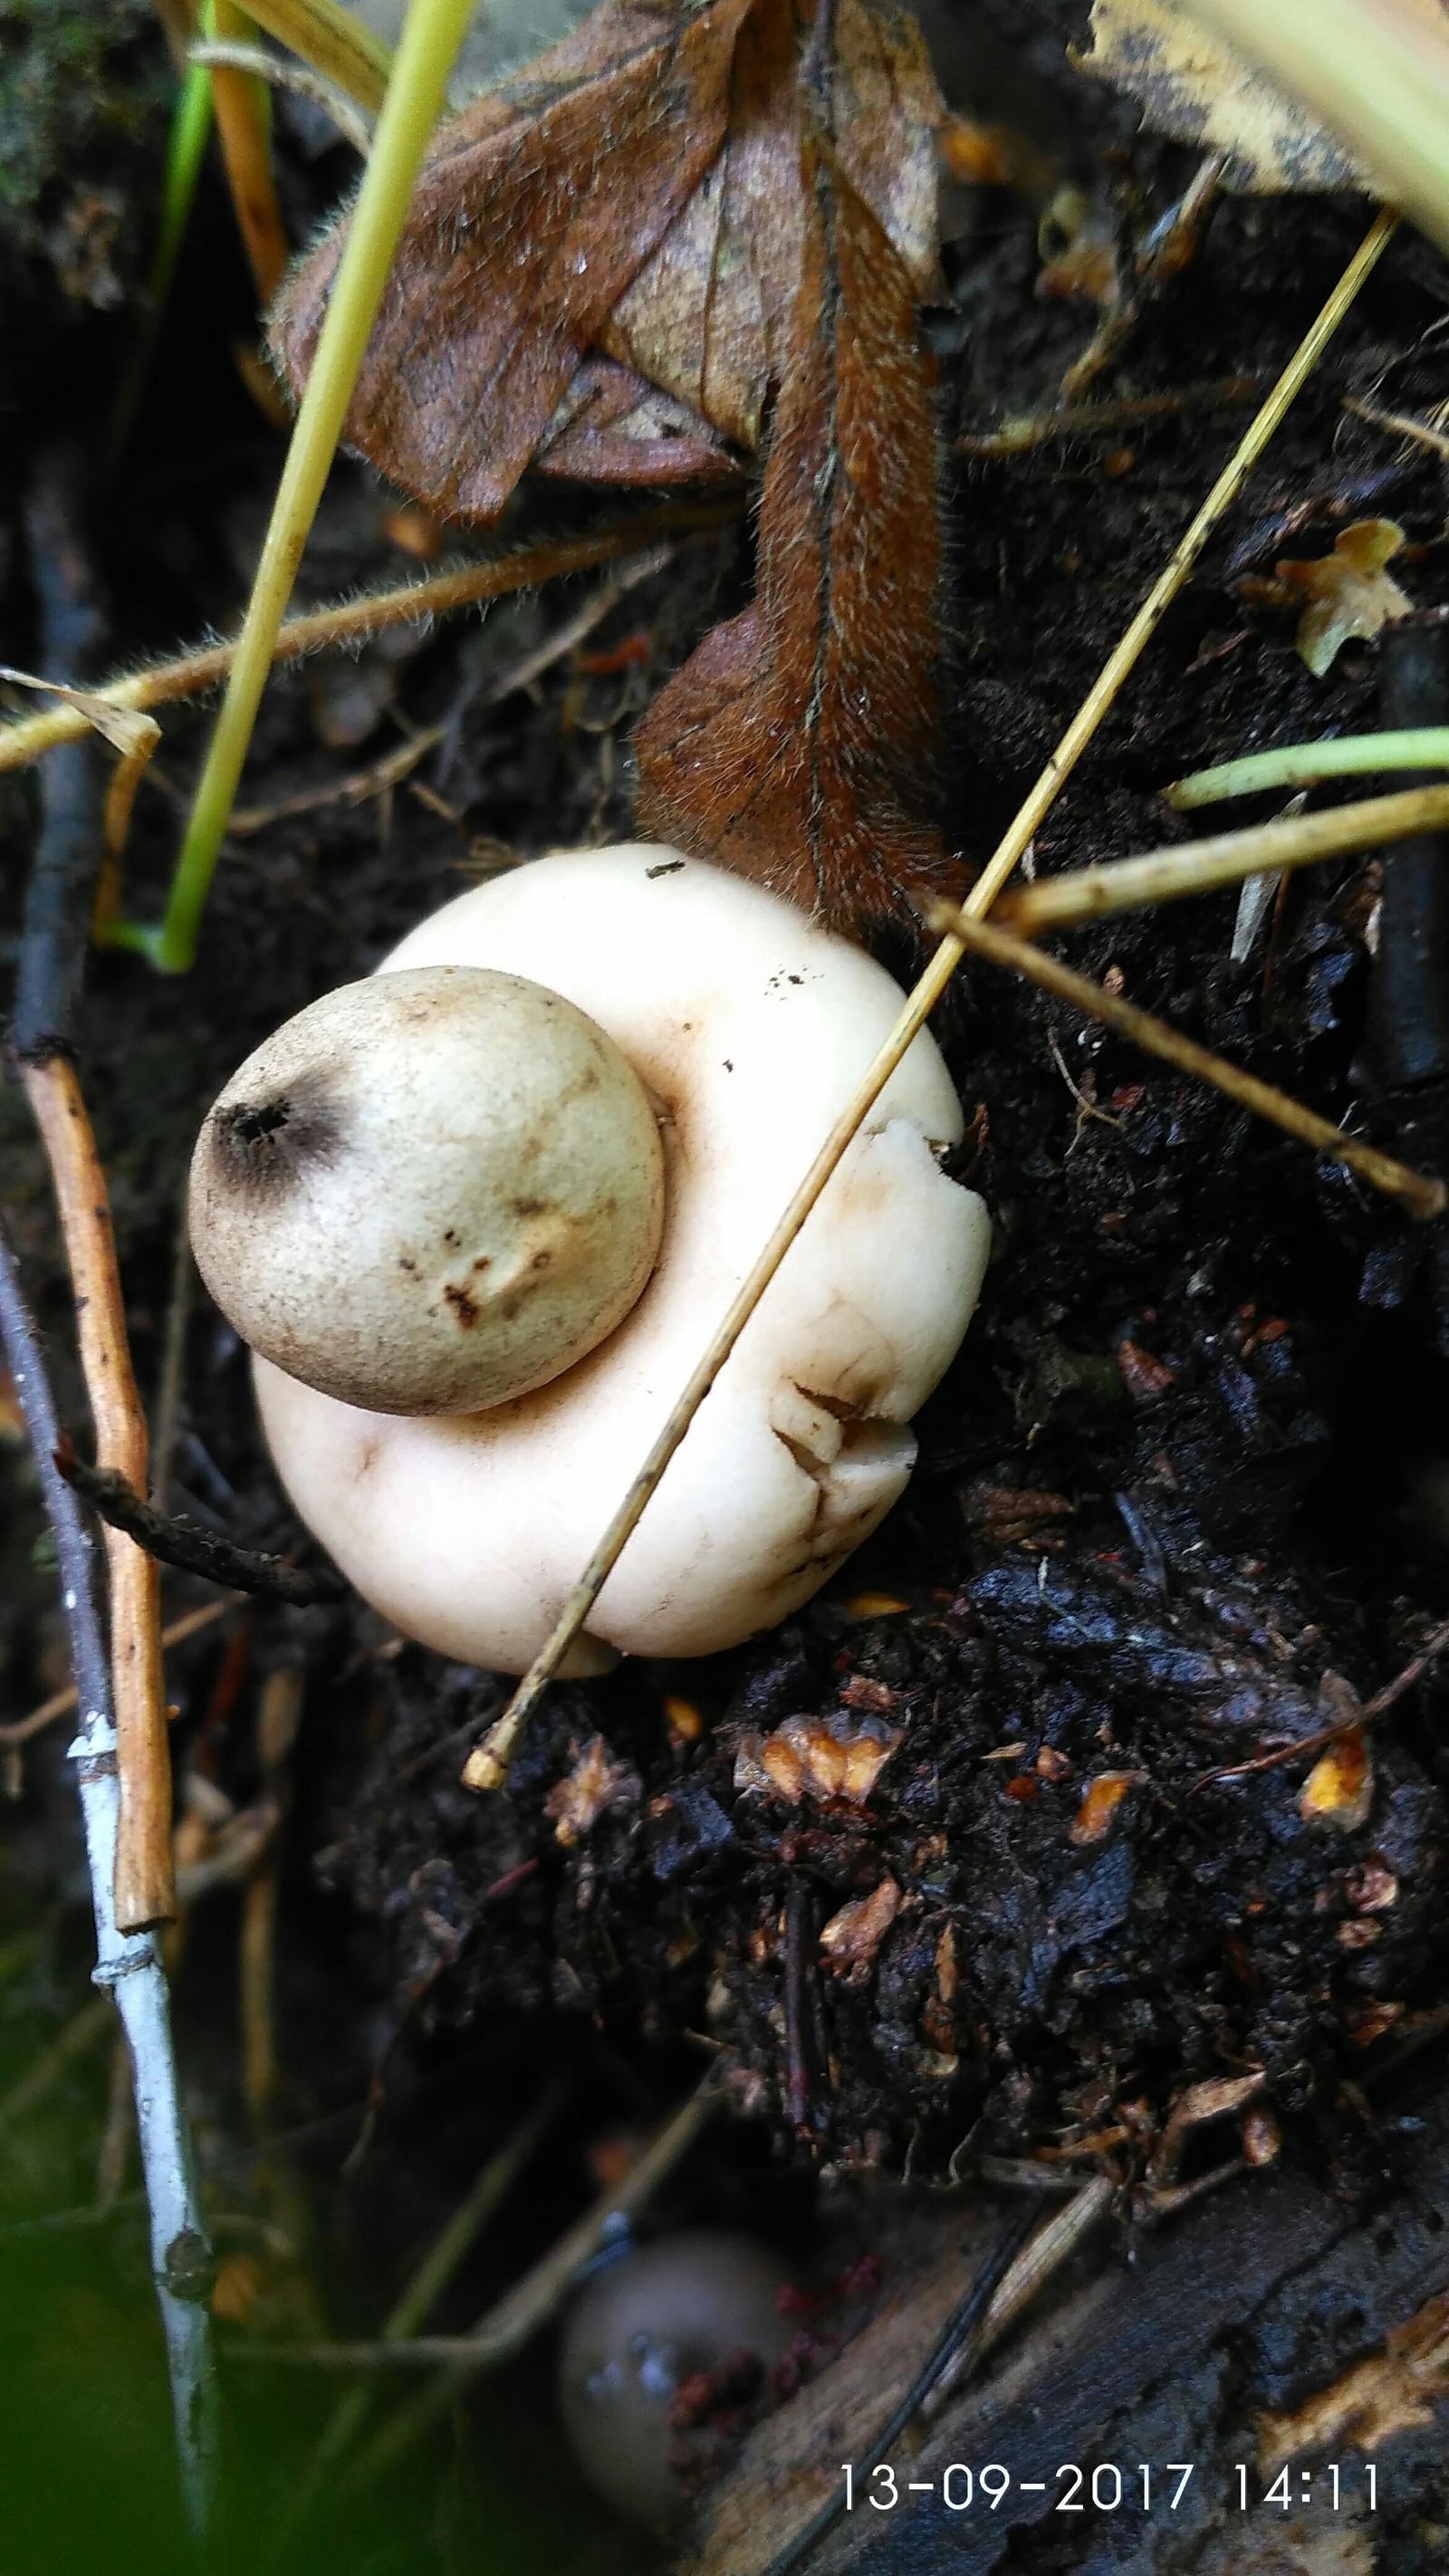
left=272, top=0, right=953, bottom=929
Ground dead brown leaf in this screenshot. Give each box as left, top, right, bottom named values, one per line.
left=544, top=1733, right=641, bottom=1844
left=273, top=0, right=941, bottom=509
left=273, top=0, right=953, bottom=930
left=1080, top=0, right=1375, bottom=192
left=1254, top=519, right=1414, bottom=678
left=270, top=0, right=756, bottom=520
left=819, top=1873, right=900, bottom=1978
left=605, top=0, right=941, bottom=449
left=634, top=120, right=953, bottom=926
left=1299, top=1723, right=1374, bottom=1831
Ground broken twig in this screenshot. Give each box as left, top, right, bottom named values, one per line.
left=759, top=2200, right=1046, bottom=2576
left=22, top=1061, right=175, bottom=1927
left=0, top=1215, right=215, bottom=2528
left=0, top=1599, right=238, bottom=1752
left=1195, top=1613, right=1449, bottom=1790
left=0, top=505, right=737, bottom=777
left=56, top=1443, right=345, bottom=1605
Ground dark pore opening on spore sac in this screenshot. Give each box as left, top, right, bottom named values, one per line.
left=214, top=1089, right=339, bottom=1189
left=226, top=1096, right=292, bottom=1149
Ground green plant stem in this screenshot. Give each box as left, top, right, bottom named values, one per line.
left=1170, top=726, right=1449, bottom=808
left=110, top=60, right=215, bottom=453
left=144, top=0, right=474, bottom=973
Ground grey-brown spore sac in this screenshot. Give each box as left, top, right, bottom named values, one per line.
left=556, top=2233, right=793, bottom=2530
left=187, top=964, right=665, bottom=1416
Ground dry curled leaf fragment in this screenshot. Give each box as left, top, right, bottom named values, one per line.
left=1147, top=2066, right=1265, bottom=2185
left=1115, top=1338, right=1176, bottom=1405
left=635, top=121, right=953, bottom=928
left=962, top=1477, right=1074, bottom=1543
left=1266, top=520, right=1414, bottom=678
left=545, top=1732, right=641, bottom=1844
left=1079, top=0, right=1389, bottom=193
left=734, top=1708, right=905, bottom=1803
left=1300, top=1724, right=1373, bottom=1831
left=1345, top=1997, right=1406, bottom=2047
left=819, top=1873, right=899, bottom=1979
left=1069, top=1769, right=1141, bottom=1845
left=1036, top=183, right=1119, bottom=306
left=534, top=352, right=742, bottom=485
left=0, top=666, right=159, bottom=761
left=1243, top=2105, right=1282, bottom=2167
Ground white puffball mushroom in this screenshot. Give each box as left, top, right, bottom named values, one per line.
left=556, top=2231, right=793, bottom=2530
left=189, top=965, right=664, bottom=1416
left=230, top=847, right=991, bottom=1673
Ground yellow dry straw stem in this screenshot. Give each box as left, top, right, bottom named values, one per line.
left=207, top=0, right=289, bottom=301
left=996, top=783, right=1449, bottom=937
left=464, top=207, right=1400, bottom=1793
left=1187, top=0, right=1449, bottom=256
left=237, top=0, right=391, bottom=111
left=144, top=0, right=473, bottom=972
left=0, top=505, right=740, bottom=775
left=931, top=902, right=1446, bottom=1224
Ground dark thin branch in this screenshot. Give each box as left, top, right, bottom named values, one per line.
left=11, top=459, right=103, bottom=1062
left=1370, top=614, right=1449, bottom=1095
left=759, top=2202, right=1042, bottom=2576
left=0, top=1210, right=216, bottom=2525
left=1194, top=1613, right=1449, bottom=1791
left=55, top=1439, right=347, bottom=1606
left=784, top=1878, right=815, bottom=2134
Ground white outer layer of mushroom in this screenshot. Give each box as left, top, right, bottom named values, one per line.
left=254, top=847, right=991, bottom=1673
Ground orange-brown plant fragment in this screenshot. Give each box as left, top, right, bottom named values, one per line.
left=634, top=123, right=954, bottom=928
